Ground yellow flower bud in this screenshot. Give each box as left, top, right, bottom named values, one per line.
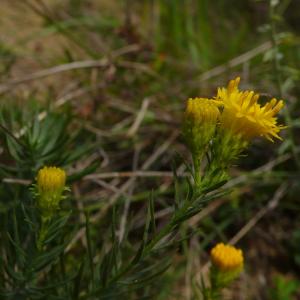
left=183, top=98, right=220, bottom=156
left=36, top=166, right=66, bottom=219
left=210, top=243, right=243, bottom=272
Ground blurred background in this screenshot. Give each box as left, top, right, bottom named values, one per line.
left=0, top=0, right=300, bottom=299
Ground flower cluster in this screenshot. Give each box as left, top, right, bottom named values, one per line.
left=36, top=166, right=66, bottom=220
left=182, top=77, right=285, bottom=188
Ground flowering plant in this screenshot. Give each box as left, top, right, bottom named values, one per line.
left=0, top=78, right=285, bottom=299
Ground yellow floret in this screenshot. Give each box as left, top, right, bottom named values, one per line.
left=210, top=243, right=243, bottom=272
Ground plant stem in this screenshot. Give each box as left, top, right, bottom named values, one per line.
left=107, top=188, right=199, bottom=288
left=12, top=207, right=20, bottom=253
left=193, top=153, right=202, bottom=189
left=37, top=218, right=48, bottom=251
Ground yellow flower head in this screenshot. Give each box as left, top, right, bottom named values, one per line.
left=216, top=77, right=285, bottom=141
left=183, top=98, right=220, bottom=155
left=36, top=166, right=66, bottom=219
left=37, top=166, right=66, bottom=193
left=185, top=98, right=220, bottom=124
left=210, top=243, right=243, bottom=272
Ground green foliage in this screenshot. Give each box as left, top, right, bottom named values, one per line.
left=153, top=0, right=252, bottom=69
left=0, top=105, right=98, bottom=179
left=0, top=96, right=236, bottom=298
left=289, top=229, right=300, bottom=267
left=0, top=0, right=299, bottom=299
left=269, top=275, right=300, bottom=300
left=0, top=42, right=16, bottom=76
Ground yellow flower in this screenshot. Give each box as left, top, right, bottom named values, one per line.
left=183, top=98, right=220, bottom=155
left=36, top=166, right=66, bottom=219
left=37, top=166, right=66, bottom=193
left=216, top=77, right=285, bottom=141
left=210, top=243, right=243, bottom=272
left=185, top=98, right=220, bottom=124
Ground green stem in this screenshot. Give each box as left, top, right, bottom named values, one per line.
left=106, top=220, right=176, bottom=285
left=37, top=217, right=48, bottom=251
left=12, top=205, right=22, bottom=268
left=60, top=252, right=70, bottom=299
left=105, top=157, right=207, bottom=288
left=107, top=195, right=196, bottom=286
left=193, top=153, right=202, bottom=189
